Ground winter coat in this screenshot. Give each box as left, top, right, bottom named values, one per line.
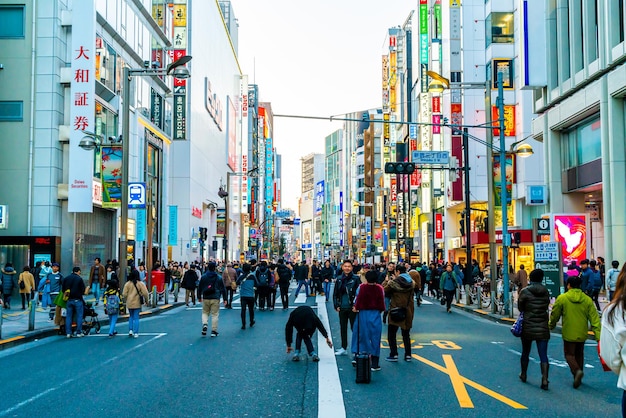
left=332, top=273, right=360, bottom=310
left=222, top=267, right=237, bottom=289
left=440, top=271, right=458, bottom=291
left=89, top=264, right=106, bottom=287
left=321, top=266, right=334, bottom=281
left=197, top=271, right=224, bottom=300
left=1, top=267, right=17, bottom=294
left=516, top=268, right=528, bottom=289
left=384, top=275, right=415, bottom=330
left=237, top=272, right=256, bottom=298
left=18, top=272, right=35, bottom=294
left=600, top=303, right=626, bottom=390
left=517, top=282, right=551, bottom=340
left=294, top=264, right=309, bottom=281
left=607, top=268, right=620, bottom=292
left=549, top=288, right=601, bottom=342
left=181, top=269, right=198, bottom=290
left=276, top=264, right=293, bottom=284
left=122, top=280, right=149, bottom=310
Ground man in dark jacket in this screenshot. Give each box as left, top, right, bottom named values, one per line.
left=276, top=259, right=293, bottom=310
left=255, top=261, right=272, bottom=311
left=332, top=260, right=360, bottom=356
left=286, top=305, right=332, bottom=362
left=197, top=262, right=224, bottom=337
left=62, top=267, right=86, bottom=338
left=294, top=261, right=310, bottom=298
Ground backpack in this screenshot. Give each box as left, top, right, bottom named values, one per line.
left=591, top=271, right=602, bottom=291
left=203, top=276, right=217, bottom=298
left=105, top=293, right=120, bottom=315
left=257, top=269, right=270, bottom=287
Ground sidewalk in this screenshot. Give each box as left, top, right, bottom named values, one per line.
left=0, top=293, right=183, bottom=351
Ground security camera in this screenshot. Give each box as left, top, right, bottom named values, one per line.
left=143, top=60, right=151, bottom=68
left=218, top=187, right=228, bottom=198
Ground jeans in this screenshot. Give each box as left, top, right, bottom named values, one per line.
left=323, top=281, right=332, bottom=300
left=91, top=282, right=101, bottom=303
left=295, top=329, right=315, bottom=354
left=128, top=308, right=140, bottom=334
left=240, top=297, right=255, bottom=326
left=279, top=283, right=290, bottom=309
left=338, top=308, right=356, bottom=350
left=610, top=290, right=615, bottom=302
left=521, top=338, right=549, bottom=363
left=563, top=340, right=585, bottom=375
left=388, top=324, right=411, bottom=358
left=108, top=313, right=118, bottom=335
left=65, top=299, right=84, bottom=335
left=202, top=299, right=220, bottom=331
left=294, top=280, right=309, bottom=297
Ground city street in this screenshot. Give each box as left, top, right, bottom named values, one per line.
left=0, top=285, right=620, bottom=418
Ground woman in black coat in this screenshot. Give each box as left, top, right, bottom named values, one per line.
left=517, top=268, right=551, bottom=390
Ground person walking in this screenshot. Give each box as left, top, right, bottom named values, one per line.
left=122, top=269, right=149, bottom=338
left=222, top=263, right=237, bottom=309
left=517, top=269, right=551, bottom=390
left=63, top=267, right=86, bottom=338
left=293, top=260, right=310, bottom=298
left=599, top=264, right=626, bottom=416
left=47, top=262, right=63, bottom=321
left=181, top=264, right=198, bottom=307
left=587, top=259, right=603, bottom=311
left=516, top=264, right=529, bottom=293
left=321, top=260, right=334, bottom=301
left=1, top=263, right=17, bottom=310
left=18, top=266, right=35, bottom=310
left=197, top=261, right=224, bottom=337
left=607, top=261, right=623, bottom=302
left=440, top=263, right=458, bottom=313
left=332, top=260, right=360, bottom=356
left=286, top=305, right=333, bottom=362
left=255, top=261, right=272, bottom=310
left=103, top=279, right=121, bottom=337
left=384, top=264, right=415, bottom=362
left=88, top=257, right=106, bottom=306
left=237, top=263, right=256, bottom=329
left=351, top=270, right=386, bottom=371
left=276, top=259, right=293, bottom=310
left=549, top=275, right=601, bottom=388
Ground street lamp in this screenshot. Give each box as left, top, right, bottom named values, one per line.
left=119, top=55, right=192, bottom=284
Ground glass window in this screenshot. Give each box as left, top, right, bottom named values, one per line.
left=0, top=6, right=25, bottom=38
left=95, top=36, right=118, bottom=92
left=95, top=102, right=118, bottom=140
left=486, top=12, right=514, bottom=47
left=0, top=101, right=23, bottom=121
left=576, top=118, right=601, bottom=164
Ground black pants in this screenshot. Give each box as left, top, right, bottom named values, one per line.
left=563, top=340, right=585, bottom=375
left=21, top=293, right=31, bottom=309
left=388, top=324, right=411, bottom=358
left=443, top=289, right=455, bottom=310
left=257, top=286, right=270, bottom=309
left=240, top=297, right=255, bottom=326
left=296, top=329, right=315, bottom=354
left=279, top=283, right=290, bottom=309
left=224, top=287, right=234, bottom=307
left=338, top=308, right=356, bottom=350
left=591, top=289, right=601, bottom=311
left=269, top=287, right=277, bottom=309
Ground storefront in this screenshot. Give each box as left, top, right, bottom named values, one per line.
left=0, top=236, right=61, bottom=269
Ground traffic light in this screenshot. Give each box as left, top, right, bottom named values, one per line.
left=199, top=227, right=207, bottom=241
left=459, top=219, right=465, bottom=236
left=483, top=217, right=489, bottom=232
left=513, top=232, right=521, bottom=244
left=384, top=162, right=415, bottom=174
left=212, top=240, right=218, bottom=251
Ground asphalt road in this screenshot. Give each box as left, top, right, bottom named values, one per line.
left=0, top=289, right=621, bottom=418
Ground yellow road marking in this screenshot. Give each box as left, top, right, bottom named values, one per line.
left=0, top=336, right=25, bottom=345
left=443, top=354, right=474, bottom=408
left=412, top=353, right=527, bottom=410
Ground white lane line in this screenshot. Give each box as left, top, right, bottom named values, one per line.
left=316, top=298, right=346, bottom=418
left=0, top=333, right=166, bottom=417
left=88, top=332, right=167, bottom=337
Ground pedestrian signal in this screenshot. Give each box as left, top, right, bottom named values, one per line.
left=384, top=162, right=415, bottom=174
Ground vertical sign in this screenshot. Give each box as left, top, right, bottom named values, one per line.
left=315, top=181, right=324, bottom=217
left=419, top=0, right=429, bottom=92
left=68, top=0, right=96, bottom=212
left=552, top=214, right=589, bottom=267
left=136, top=209, right=146, bottom=242
left=227, top=96, right=237, bottom=170
left=0, top=205, right=7, bottom=229
left=534, top=242, right=562, bottom=297
left=435, top=213, right=443, bottom=240
left=339, top=191, right=344, bottom=247
left=168, top=205, right=178, bottom=246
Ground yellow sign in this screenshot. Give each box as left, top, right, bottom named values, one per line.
left=173, top=5, right=187, bottom=27
left=152, top=5, right=164, bottom=27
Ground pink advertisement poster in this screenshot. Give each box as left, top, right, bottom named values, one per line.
left=553, top=214, right=588, bottom=265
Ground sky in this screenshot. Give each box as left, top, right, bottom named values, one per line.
left=229, top=0, right=414, bottom=211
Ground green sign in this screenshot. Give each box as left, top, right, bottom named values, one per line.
left=534, top=242, right=562, bottom=297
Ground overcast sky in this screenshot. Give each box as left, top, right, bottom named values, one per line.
left=229, top=0, right=414, bottom=210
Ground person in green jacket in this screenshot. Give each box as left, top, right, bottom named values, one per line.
left=549, top=275, right=601, bottom=389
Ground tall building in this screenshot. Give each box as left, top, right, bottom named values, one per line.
left=322, top=129, right=344, bottom=261
left=299, top=153, right=324, bottom=261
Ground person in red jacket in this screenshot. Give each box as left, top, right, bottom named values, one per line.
left=351, top=270, right=386, bottom=371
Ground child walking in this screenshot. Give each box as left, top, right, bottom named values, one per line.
left=103, top=279, right=121, bottom=337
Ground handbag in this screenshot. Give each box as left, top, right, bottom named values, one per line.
left=132, top=281, right=146, bottom=305
left=53, top=290, right=68, bottom=308
left=389, top=290, right=412, bottom=322
left=440, top=296, right=446, bottom=306
left=511, top=312, right=524, bottom=337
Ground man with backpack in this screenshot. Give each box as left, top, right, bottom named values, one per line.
left=197, top=262, right=224, bottom=337
left=276, top=259, right=293, bottom=309
left=255, top=261, right=272, bottom=311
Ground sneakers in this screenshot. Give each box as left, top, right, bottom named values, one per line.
left=66, top=334, right=71, bottom=338
left=405, top=355, right=412, bottom=362
left=76, top=333, right=84, bottom=338
left=292, top=350, right=300, bottom=361
left=202, top=324, right=208, bottom=336
left=129, top=330, right=134, bottom=337
left=385, top=355, right=398, bottom=362
left=133, top=333, right=139, bottom=338
left=335, top=347, right=347, bottom=356
left=210, top=330, right=218, bottom=337
left=311, top=353, right=320, bottom=362
left=241, top=324, right=246, bottom=330
left=371, top=365, right=382, bottom=371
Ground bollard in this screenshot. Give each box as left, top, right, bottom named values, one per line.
left=28, top=300, right=36, bottom=331
left=164, top=285, right=169, bottom=305
left=152, top=286, right=157, bottom=308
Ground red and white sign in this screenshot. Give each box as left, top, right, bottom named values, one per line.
left=191, top=206, right=202, bottom=219
left=435, top=213, right=443, bottom=240
left=390, top=179, right=397, bottom=203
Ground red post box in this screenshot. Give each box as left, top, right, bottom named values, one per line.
left=151, top=270, right=165, bottom=293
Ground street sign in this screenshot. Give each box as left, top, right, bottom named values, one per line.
left=536, top=218, right=550, bottom=235
left=128, top=182, right=146, bottom=209
left=412, top=150, right=450, bottom=165
left=294, top=218, right=301, bottom=226
left=534, top=242, right=562, bottom=297
left=249, top=228, right=257, bottom=238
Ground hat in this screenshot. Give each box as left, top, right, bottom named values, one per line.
left=72, top=266, right=81, bottom=273
left=52, top=262, right=60, bottom=267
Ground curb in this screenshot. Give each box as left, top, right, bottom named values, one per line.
left=0, top=302, right=185, bottom=351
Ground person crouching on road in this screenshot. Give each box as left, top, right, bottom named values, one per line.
left=122, top=269, right=149, bottom=338
left=517, top=268, right=551, bottom=390
left=237, top=263, right=256, bottom=330
left=286, top=305, right=332, bottom=362
left=351, top=270, right=386, bottom=371
left=384, top=264, right=415, bottom=362
left=197, top=261, right=224, bottom=337
left=549, top=274, right=601, bottom=388
left=63, top=267, right=86, bottom=338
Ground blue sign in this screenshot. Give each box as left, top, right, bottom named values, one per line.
left=409, top=124, right=418, bottom=139
left=168, top=205, right=178, bottom=245
left=136, top=209, right=146, bottom=242
left=411, top=151, right=450, bottom=165
left=128, top=182, right=146, bottom=209
left=339, top=192, right=344, bottom=246
left=315, top=180, right=324, bottom=216
left=528, top=185, right=548, bottom=205
left=294, top=218, right=301, bottom=226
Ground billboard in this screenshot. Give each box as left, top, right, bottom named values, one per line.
left=315, top=181, right=324, bottom=216
left=227, top=96, right=237, bottom=170
left=552, top=214, right=589, bottom=266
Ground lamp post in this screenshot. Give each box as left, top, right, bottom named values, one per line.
left=119, top=55, right=192, bottom=284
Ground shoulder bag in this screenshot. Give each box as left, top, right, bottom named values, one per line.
left=132, top=281, right=146, bottom=305
left=510, top=311, right=524, bottom=337
left=389, top=290, right=412, bottom=322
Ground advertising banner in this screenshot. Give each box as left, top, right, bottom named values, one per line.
left=100, top=146, right=122, bottom=208
left=136, top=209, right=146, bottom=242
left=68, top=0, right=96, bottom=212
left=493, top=154, right=514, bottom=206
left=552, top=214, right=589, bottom=266
left=227, top=96, right=237, bottom=170
left=168, top=205, right=178, bottom=246
left=315, top=181, right=324, bottom=217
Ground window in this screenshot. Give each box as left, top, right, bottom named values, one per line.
left=562, top=116, right=602, bottom=168
left=0, top=101, right=23, bottom=121
left=0, top=5, right=25, bottom=38
left=485, top=12, right=514, bottom=47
